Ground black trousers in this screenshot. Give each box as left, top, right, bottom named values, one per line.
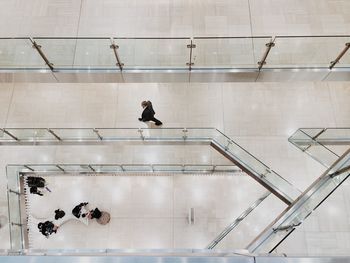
left=149, top=117, right=162, bottom=125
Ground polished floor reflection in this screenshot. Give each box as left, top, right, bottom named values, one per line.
left=0, top=82, right=349, bottom=255
left=24, top=173, right=277, bottom=249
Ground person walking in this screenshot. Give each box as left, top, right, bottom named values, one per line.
left=138, top=100, right=163, bottom=126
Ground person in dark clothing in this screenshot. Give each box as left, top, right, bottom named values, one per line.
left=27, top=177, right=46, bottom=188
left=38, top=221, right=58, bottom=238
left=30, top=186, right=43, bottom=196
left=89, top=208, right=102, bottom=219
left=138, top=100, right=162, bottom=126
left=27, top=176, right=51, bottom=196
left=54, top=209, right=66, bottom=220
left=72, top=202, right=88, bottom=218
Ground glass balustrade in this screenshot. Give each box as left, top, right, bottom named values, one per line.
left=0, top=127, right=299, bottom=205
left=213, top=193, right=286, bottom=250
left=266, top=36, right=350, bottom=68
left=212, top=130, right=301, bottom=203
left=6, top=163, right=242, bottom=250
left=289, top=128, right=350, bottom=167
left=247, top=148, right=350, bottom=253
left=0, top=38, right=45, bottom=68
left=0, top=36, right=349, bottom=71
left=116, top=38, right=189, bottom=69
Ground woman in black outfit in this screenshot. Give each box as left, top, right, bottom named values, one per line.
left=138, top=101, right=162, bottom=126
left=38, top=221, right=58, bottom=238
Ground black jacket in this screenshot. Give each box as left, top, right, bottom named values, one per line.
left=141, top=105, right=156, bottom=121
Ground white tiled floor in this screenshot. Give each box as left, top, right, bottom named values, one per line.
left=24, top=173, right=268, bottom=249
left=1, top=0, right=350, bottom=37
left=0, top=82, right=349, bottom=255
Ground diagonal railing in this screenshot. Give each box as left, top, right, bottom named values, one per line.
left=206, top=191, right=271, bottom=249
left=289, top=128, right=350, bottom=167
left=246, top=128, right=350, bottom=253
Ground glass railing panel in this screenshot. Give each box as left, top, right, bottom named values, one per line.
left=185, top=128, right=215, bottom=140
left=306, top=144, right=339, bottom=168
left=73, top=38, right=115, bottom=68
left=50, top=128, right=98, bottom=140
left=317, top=128, right=350, bottom=141
left=142, top=128, right=207, bottom=141
left=288, top=129, right=314, bottom=151
left=32, top=38, right=76, bottom=67
left=152, top=165, right=184, bottom=172
left=289, top=129, right=340, bottom=167
left=213, top=130, right=301, bottom=201
left=192, top=37, right=256, bottom=68
left=0, top=38, right=45, bottom=68
left=213, top=165, right=240, bottom=172
left=25, top=165, right=62, bottom=172
left=248, top=149, right=350, bottom=253
left=184, top=165, right=214, bottom=172
left=7, top=192, right=22, bottom=250
left=121, top=165, right=152, bottom=172
left=142, top=128, right=183, bottom=140
left=90, top=165, right=123, bottom=172
left=0, top=130, right=15, bottom=141
left=58, top=165, right=93, bottom=172
left=6, top=166, right=26, bottom=250
left=4, top=129, right=56, bottom=141
left=266, top=36, right=350, bottom=68
left=214, top=194, right=286, bottom=250
left=116, top=38, right=189, bottom=69
left=97, top=128, right=142, bottom=140
left=299, top=128, right=325, bottom=138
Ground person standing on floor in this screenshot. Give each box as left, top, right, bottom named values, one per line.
left=138, top=100, right=163, bottom=126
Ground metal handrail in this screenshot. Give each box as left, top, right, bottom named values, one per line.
left=206, top=191, right=271, bottom=249
left=1, top=127, right=301, bottom=205
left=246, top=143, right=350, bottom=253
left=1, top=35, right=350, bottom=72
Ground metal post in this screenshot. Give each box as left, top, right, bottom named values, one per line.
left=138, top=128, right=145, bottom=140
left=329, top=164, right=350, bottom=178
left=30, top=38, right=54, bottom=70
left=186, top=39, right=196, bottom=71
left=329, top=42, right=350, bottom=69
left=88, top=165, right=96, bottom=172
left=9, top=189, right=21, bottom=195
left=224, top=140, right=232, bottom=151
left=2, top=129, right=19, bottom=141
left=110, top=38, right=124, bottom=71
left=257, top=38, right=275, bottom=71
left=273, top=223, right=300, bottom=233
left=260, top=168, right=271, bottom=179
left=23, top=165, right=34, bottom=171
left=93, top=129, right=103, bottom=140
left=47, top=129, right=61, bottom=141
left=182, top=128, right=188, bottom=140
left=56, top=165, right=65, bottom=172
